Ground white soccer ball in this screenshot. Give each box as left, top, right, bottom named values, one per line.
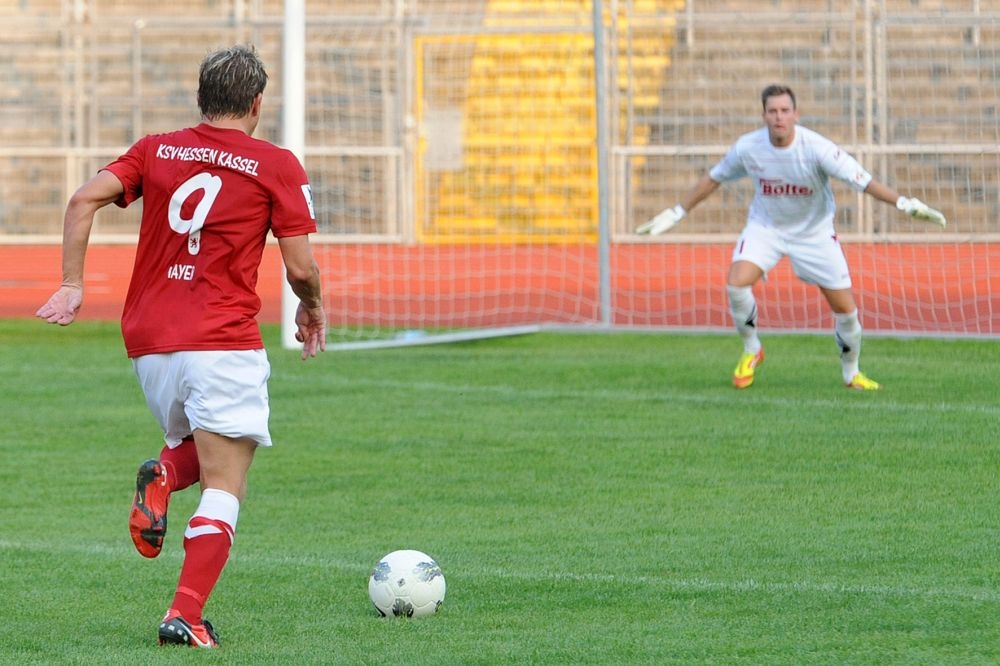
left=368, top=549, right=446, bottom=618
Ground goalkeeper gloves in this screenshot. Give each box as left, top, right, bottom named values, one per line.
left=636, top=204, right=685, bottom=235
left=896, top=196, right=947, bottom=228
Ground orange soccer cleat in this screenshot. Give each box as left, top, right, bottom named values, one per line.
left=129, top=459, right=170, bottom=558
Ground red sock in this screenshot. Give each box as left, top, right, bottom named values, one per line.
left=169, top=489, right=239, bottom=623
left=159, top=437, right=200, bottom=492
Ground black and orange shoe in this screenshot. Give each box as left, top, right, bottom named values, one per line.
left=158, top=611, right=220, bottom=648
left=128, top=459, right=169, bottom=558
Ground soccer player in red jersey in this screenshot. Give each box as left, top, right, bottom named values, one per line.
left=36, top=45, right=326, bottom=648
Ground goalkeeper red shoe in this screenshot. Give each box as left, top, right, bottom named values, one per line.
left=158, top=611, right=220, bottom=648
left=129, top=459, right=170, bottom=558
left=732, top=347, right=764, bottom=389
left=846, top=372, right=881, bottom=390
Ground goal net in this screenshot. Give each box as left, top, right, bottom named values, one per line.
left=295, top=0, right=1000, bottom=347
left=4, top=2, right=994, bottom=340
left=300, top=1, right=642, bottom=348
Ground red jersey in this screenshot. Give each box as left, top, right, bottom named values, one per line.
left=103, top=124, right=317, bottom=357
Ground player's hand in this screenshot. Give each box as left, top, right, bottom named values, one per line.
left=897, top=196, right=946, bottom=228
left=636, top=204, right=685, bottom=235
left=36, top=284, right=83, bottom=325
left=294, top=302, right=327, bottom=360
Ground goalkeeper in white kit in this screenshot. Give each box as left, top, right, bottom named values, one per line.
left=638, top=84, right=946, bottom=390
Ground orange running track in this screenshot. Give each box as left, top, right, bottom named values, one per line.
left=4, top=243, right=998, bottom=335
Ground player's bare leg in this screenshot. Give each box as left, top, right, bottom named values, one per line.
left=193, top=430, right=256, bottom=501
left=727, top=261, right=765, bottom=388
left=821, top=286, right=880, bottom=390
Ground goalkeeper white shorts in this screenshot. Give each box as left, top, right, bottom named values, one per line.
left=732, top=223, right=852, bottom=290
left=132, top=349, right=273, bottom=448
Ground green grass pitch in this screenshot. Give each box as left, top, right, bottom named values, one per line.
left=1, top=319, right=998, bottom=664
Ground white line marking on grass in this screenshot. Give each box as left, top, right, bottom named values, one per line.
left=5, top=538, right=999, bottom=604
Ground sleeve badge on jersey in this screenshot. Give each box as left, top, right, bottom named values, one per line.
left=301, top=184, right=316, bottom=220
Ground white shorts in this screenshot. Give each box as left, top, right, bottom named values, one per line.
left=132, top=349, right=273, bottom=448
left=732, top=223, right=852, bottom=290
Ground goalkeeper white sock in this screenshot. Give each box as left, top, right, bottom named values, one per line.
left=727, top=285, right=761, bottom=353
left=835, top=309, right=862, bottom=382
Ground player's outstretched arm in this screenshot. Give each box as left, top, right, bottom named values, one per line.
left=37, top=170, right=124, bottom=326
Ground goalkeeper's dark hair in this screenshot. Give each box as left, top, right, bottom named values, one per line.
left=761, top=84, right=796, bottom=110
left=197, top=45, right=268, bottom=120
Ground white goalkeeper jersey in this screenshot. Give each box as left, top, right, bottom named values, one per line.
left=709, top=125, right=872, bottom=237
